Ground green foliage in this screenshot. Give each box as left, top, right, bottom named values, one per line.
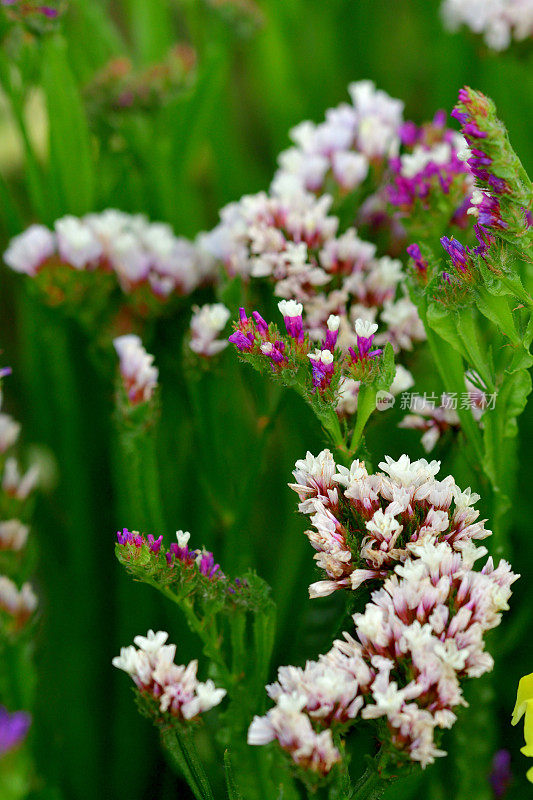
left=0, top=1, right=532, bottom=799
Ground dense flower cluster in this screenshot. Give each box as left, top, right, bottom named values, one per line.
left=250, top=535, right=516, bottom=772
left=271, top=80, right=403, bottom=198
left=289, top=450, right=491, bottom=597
left=4, top=210, right=214, bottom=299
left=0, top=706, right=31, bottom=757
left=386, top=111, right=473, bottom=227
left=116, top=527, right=223, bottom=580
left=228, top=302, right=397, bottom=406
left=408, top=87, right=532, bottom=294
left=201, top=182, right=424, bottom=355
left=113, top=335, right=158, bottom=405
left=113, top=630, right=226, bottom=720
left=189, top=303, right=231, bottom=357
left=441, top=0, right=533, bottom=51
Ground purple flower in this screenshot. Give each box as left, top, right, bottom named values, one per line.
left=489, top=750, right=512, bottom=798
left=228, top=330, right=254, bottom=352
left=0, top=367, right=12, bottom=379
left=252, top=311, right=269, bottom=335
left=0, top=707, right=30, bottom=757
left=440, top=236, right=471, bottom=272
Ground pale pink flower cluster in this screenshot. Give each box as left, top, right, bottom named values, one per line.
left=4, top=210, right=215, bottom=298
left=201, top=190, right=424, bottom=355
left=113, top=630, right=226, bottom=720
left=290, top=450, right=491, bottom=598
left=271, top=80, right=404, bottom=197
left=189, top=303, right=231, bottom=357
left=441, top=0, right=533, bottom=51
left=249, top=465, right=517, bottom=772
left=113, top=334, right=158, bottom=405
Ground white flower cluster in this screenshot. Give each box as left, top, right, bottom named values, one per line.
left=201, top=190, right=424, bottom=356
left=441, top=0, right=533, bottom=50
left=0, top=575, right=38, bottom=626
left=4, top=210, right=215, bottom=298
left=113, top=334, right=158, bottom=405
left=250, top=459, right=517, bottom=771
left=113, top=630, right=226, bottom=720
left=290, top=450, right=491, bottom=598
left=271, top=80, right=404, bottom=197
left=189, top=303, right=231, bottom=357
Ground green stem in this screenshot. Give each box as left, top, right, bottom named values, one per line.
left=350, top=767, right=392, bottom=800
left=161, top=726, right=215, bottom=800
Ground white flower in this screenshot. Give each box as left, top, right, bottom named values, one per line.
left=3, top=225, right=55, bottom=276
left=0, top=520, right=29, bottom=551
left=113, top=335, right=158, bottom=404
left=113, top=631, right=225, bottom=720
left=189, top=303, right=230, bottom=358
left=176, top=530, right=191, bottom=548
left=0, top=414, right=21, bottom=453
left=133, top=629, right=169, bottom=655
left=278, top=299, right=303, bottom=318
left=55, top=216, right=103, bottom=269
left=354, top=318, right=378, bottom=338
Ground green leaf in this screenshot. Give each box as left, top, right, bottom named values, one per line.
left=42, top=35, right=95, bottom=216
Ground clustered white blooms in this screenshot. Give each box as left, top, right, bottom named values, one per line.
left=4, top=210, right=215, bottom=298
left=441, top=0, right=533, bottom=51
left=189, top=303, right=231, bottom=357
left=113, top=630, right=226, bottom=720
left=290, top=450, right=492, bottom=598
left=0, top=575, right=38, bottom=626
left=249, top=452, right=517, bottom=773
left=113, top=334, right=158, bottom=405
left=271, top=80, right=404, bottom=197
left=201, top=190, right=425, bottom=354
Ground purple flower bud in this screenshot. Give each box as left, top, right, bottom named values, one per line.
left=147, top=535, right=163, bottom=555
left=440, top=236, right=470, bottom=271
left=238, top=307, right=248, bottom=325
left=489, top=750, right=512, bottom=799
left=0, top=367, right=12, bottom=379
left=252, top=311, right=269, bottom=334
left=0, top=707, right=31, bottom=756
left=463, top=122, right=487, bottom=139
left=229, top=330, right=254, bottom=351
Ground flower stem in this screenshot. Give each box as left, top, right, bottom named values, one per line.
left=161, top=726, right=215, bottom=800
left=350, top=766, right=393, bottom=800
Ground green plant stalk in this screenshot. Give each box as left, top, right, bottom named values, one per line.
left=16, top=294, right=103, bottom=799
left=161, top=726, right=215, bottom=800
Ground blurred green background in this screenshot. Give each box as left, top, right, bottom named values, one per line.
left=0, top=1, right=532, bottom=798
